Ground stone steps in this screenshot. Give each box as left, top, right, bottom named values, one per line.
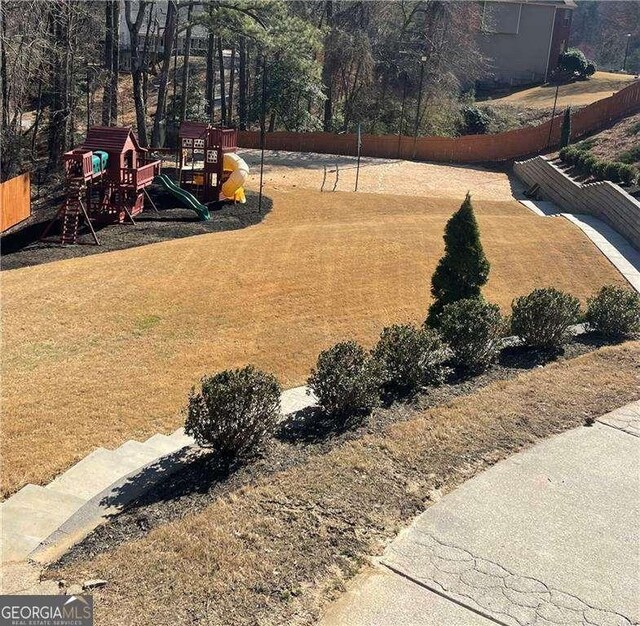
left=514, top=156, right=640, bottom=250
left=1, top=485, right=86, bottom=563
left=0, top=386, right=316, bottom=565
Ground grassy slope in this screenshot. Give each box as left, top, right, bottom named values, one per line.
left=54, top=342, right=640, bottom=626
left=580, top=112, right=640, bottom=166
left=1, top=189, right=628, bottom=497
left=490, top=71, right=637, bottom=109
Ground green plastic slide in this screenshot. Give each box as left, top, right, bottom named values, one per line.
left=154, top=174, right=210, bottom=221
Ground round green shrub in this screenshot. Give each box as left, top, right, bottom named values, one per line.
left=605, top=162, right=622, bottom=183
left=585, top=285, right=640, bottom=339
left=511, top=287, right=580, bottom=349
left=592, top=160, right=609, bottom=180
left=460, top=105, right=491, bottom=135
left=372, top=323, right=451, bottom=395
left=617, top=163, right=637, bottom=186
left=308, top=340, right=380, bottom=419
left=558, top=48, right=588, bottom=76
left=577, top=153, right=597, bottom=175
left=565, top=147, right=580, bottom=165
left=585, top=61, right=597, bottom=77
left=559, top=147, right=570, bottom=162
left=438, top=298, right=504, bottom=372
left=185, top=365, right=282, bottom=460
left=572, top=151, right=588, bottom=171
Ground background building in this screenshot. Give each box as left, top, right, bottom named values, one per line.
left=477, top=0, right=576, bottom=88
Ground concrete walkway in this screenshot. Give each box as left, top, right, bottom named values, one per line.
left=0, top=386, right=317, bottom=567
left=321, top=401, right=640, bottom=626
left=561, top=214, right=640, bottom=293
left=518, top=199, right=640, bottom=294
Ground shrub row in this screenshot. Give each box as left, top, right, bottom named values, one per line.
left=559, top=147, right=638, bottom=185
left=184, top=285, right=639, bottom=461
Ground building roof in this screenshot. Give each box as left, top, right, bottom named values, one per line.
left=179, top=121, right=209, bottom=139
left=484, top=0, right=576, bottom=7
left=82, top=126, right=146, bottom=154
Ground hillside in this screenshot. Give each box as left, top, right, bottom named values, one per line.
left=487, top=72, right=637, bottom=109
left=578, top=112, right=640, bottom=167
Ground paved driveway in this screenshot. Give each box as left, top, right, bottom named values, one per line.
left=322, top=402, right=640, bottom=626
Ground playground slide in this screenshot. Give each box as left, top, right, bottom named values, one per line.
left=221, top=153, right=249, bottom=203
left=155, top=174, right=210, bottom=221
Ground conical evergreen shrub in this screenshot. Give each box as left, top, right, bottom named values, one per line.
left=426, top=193, right=490, bottom=327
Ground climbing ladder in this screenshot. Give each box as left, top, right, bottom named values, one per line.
left=40, top=178, right=100, bottom=246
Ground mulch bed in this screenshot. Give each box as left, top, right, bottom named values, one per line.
left=1, top=183, right=272, bottom=271
left=52, top=332, right=609, bottom=570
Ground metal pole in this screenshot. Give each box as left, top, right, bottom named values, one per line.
left=547, top=83, right=560, bottom=147
left=258, top=53, right=266, bottom=213
left=623, top=34, right=631, bottom=72
left=397, top=73, right=407, bottom=159
left=355, top=123, right=361, bottom=192
left=412, top=56, right=426, bottom=158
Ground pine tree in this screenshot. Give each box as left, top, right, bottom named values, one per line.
left=560, top=107, right=571, bottom=148
left=426, top=193, right=490, bottom=327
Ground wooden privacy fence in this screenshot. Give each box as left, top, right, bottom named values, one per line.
left=238, top=80, right=640, bottom=164
left=0, top=173, right=31, bottom=234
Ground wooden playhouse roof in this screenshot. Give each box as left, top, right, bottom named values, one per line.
left=82, top=126, right=146, bottom=154
left=179, top=121, right=209, bottom=139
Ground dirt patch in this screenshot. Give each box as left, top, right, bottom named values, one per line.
left=50, top=341, right=640, bottom=626
left=239, top=149, right=522, bottom=200
left=1, top=186, right=272, bottom=271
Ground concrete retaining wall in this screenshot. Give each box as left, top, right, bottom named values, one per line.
left=513, top=156, right=640, bottom=249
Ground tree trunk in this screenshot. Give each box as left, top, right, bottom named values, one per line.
left=31, top=74, right=44, bottom=158
left=125, top=0, right=149, bottom=145
left=48, top=2, right=69, bottom=169
left=218, top=38, right=226, bottom=125
left=141, top=4, right=155, bottom=105
left=0, top=4, right=8, bottom=134
left=227, top=45, right=235, bottom=124
left=180, top=2, right=193, bottom=122
left=151, top=0, right=177, bottom=147
left=238, top=37, right=247, bottom=130
left=205, top=32, right=215, bottom=121
left=110, top=0, right=119, bottom=125
left=101, top=0, right=113, bottom=125
left=322, top=0, right=333, bottom=131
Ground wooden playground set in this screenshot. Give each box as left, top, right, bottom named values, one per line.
left=41, top=123, right=249, bottom=245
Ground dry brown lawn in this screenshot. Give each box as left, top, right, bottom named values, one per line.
left=1, top=188, right=627, bottom=497
left=492, top=71, right=637, bottom=108
left=53, top=342, right=640, bottom=626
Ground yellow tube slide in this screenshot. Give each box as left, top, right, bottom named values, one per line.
left=221, top=152, right=249, bottom=203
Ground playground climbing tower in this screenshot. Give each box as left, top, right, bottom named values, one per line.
left=41, top=127, right=161, bottom=245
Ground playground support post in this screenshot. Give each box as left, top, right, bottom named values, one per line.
left=547, top=83, right=560, bottom=147
left=258, top=53, right=267, bottom=213
left=355, top=123, right=361, bottom=192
